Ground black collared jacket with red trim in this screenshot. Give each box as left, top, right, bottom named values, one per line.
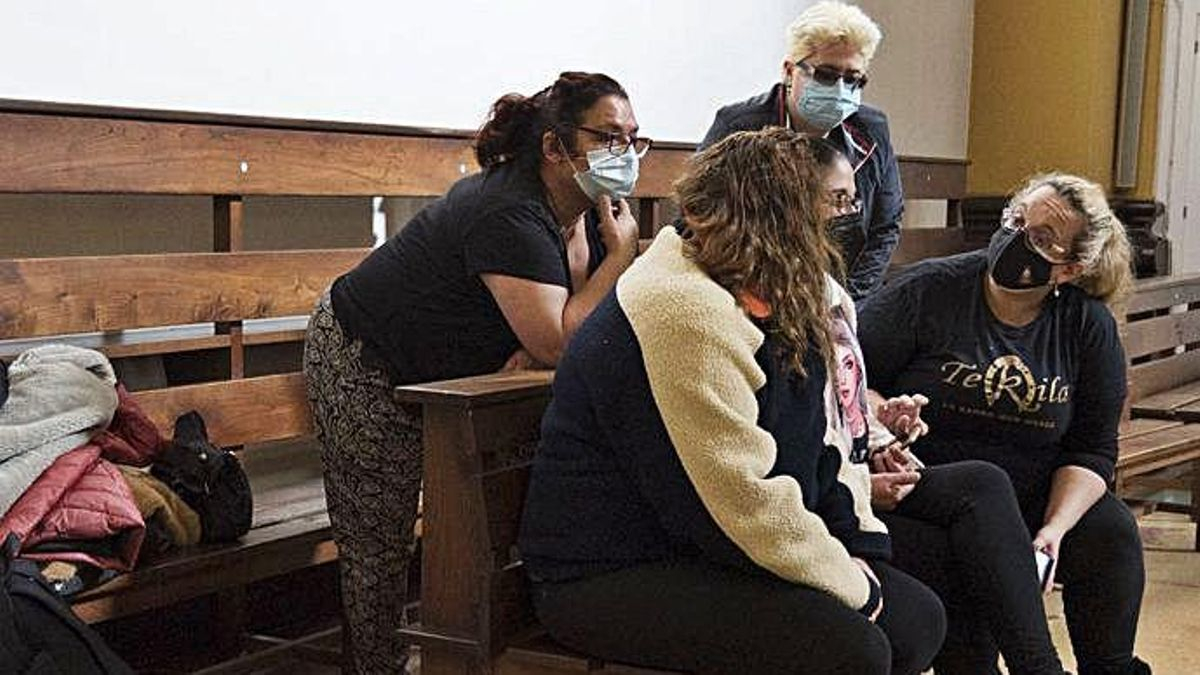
left=700, top=83, right=904, bottom=300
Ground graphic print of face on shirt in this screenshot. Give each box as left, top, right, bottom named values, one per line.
left=831, top=311, right=869, bottom=461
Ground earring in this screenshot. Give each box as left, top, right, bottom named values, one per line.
left=1052, top=282, right=1060, bottom=298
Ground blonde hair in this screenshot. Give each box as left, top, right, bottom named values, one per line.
left=1009, top=172, right=1134, bottom=313
left=786, top=1, right=883, bottom=64
left=675, top=128, right=841, bottom=377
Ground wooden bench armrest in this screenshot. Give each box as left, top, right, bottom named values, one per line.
left=395, top=369, right=554, bottom=409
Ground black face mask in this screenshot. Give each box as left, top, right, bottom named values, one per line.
left=826, top=212, right=865, bottom=262
left=987, top=227, right=1054, bottom=290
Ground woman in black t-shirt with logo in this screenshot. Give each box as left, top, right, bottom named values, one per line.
left=858, top=173, right=1150, bottom=675
left=303, top=72, right=649, bottom=673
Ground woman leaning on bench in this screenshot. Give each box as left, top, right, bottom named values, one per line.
left=519, top=128, right=946, bottom=675
left=302, top=71, right=648, bottom=673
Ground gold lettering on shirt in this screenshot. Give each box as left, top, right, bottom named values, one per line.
left=940, top=356, right=1070, bottom=414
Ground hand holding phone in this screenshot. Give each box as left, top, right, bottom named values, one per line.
left=1034, top=548, right=1055, bottom=590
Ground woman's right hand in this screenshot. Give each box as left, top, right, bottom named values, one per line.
left=852, top=557, right=883, bottom=622
left=597, top=195, right=639, bottom=262
left=870, top=471, right=920, bottom=510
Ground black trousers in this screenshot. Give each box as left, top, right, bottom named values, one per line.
left=882, top=460, right=1146, bottom=675
left=533, top=557, right=945, bottom=675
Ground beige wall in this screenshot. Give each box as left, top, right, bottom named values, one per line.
left=856, top=0, right=974, bottom=159
left=855, top=0, right=974, bottom=226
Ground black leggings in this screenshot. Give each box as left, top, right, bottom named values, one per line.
left=881, top=461, right=1146, bottom=675
left=533, top=557, right=945, bottom=675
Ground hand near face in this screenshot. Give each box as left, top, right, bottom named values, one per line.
left=596, top=195, right=639, bottom=261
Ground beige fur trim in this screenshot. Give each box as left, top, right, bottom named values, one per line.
left=617, top=229, right=870, bottom=608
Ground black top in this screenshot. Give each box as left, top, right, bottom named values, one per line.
left=331, top=161, right=604, bottom=384
left=698, top=84, right=904, bottom=300
left=856, top=251, right=1126, bottom=501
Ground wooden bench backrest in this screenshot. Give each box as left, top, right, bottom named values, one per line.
left=0, top=100, right=966, bottom=227
left=0, top=250, right=363, bottom=339
left=0, top=107, right=686, bottom=198
left=1124, top=274, right=1200, bottom=402
left=0, top=249, right=364, bottom=448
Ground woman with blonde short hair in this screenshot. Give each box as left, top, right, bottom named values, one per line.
left=519, top=128, right=945, bottom=674
left=700, top=1, right=900, bottom=300
left=858, top=173, right=1151, bottom=675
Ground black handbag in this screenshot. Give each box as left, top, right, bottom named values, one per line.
left=0, top=534, right=134, bottom=674
left=150, top=411, right=253, bottom=543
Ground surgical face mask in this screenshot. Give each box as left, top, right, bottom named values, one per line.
left=797, top=79, right=862, bottom=131
left=987, top=226, right=1054, bottom=290
left=573, top=145, right=640, bottom=202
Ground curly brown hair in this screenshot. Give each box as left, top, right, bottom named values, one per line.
left=675, top=128, right=841, bottom=376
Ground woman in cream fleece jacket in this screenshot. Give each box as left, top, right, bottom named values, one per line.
left=519, top=129, right=945, bottom=675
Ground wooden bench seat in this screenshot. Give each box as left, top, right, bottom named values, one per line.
left=0, top=249, right=359, bottom=668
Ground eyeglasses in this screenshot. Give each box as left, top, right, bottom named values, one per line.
left=573, top=125, right=653, bottom=158
left=797, top=60, right=869, bottom=91
left=827, top=191, right=862, bottom=214
left=1001, top=208, right=1077, bottom=264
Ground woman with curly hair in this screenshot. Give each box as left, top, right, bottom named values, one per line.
left=519, top=127, right=945, bottom=674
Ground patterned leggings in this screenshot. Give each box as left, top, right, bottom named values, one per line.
left=303, top=291, right=422, bottom=674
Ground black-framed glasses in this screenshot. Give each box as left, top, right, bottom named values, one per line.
left=797, top=60, right=869, bottom=91
left=1001, top=208, right=1077, bottom=264
left=827, top=191, right=863, bottom=214
left=573, top=125, right=653, bottom=158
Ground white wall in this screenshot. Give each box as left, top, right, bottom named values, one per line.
left=856, top=0, right=974, bottom=227
left=0, top=0, right=808, bottom=143
left=1, top=1, right=972, bottom=149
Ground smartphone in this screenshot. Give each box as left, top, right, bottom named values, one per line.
left=1034, top=548, right=1054, bottom=588
left=893, top=426, right=918, bottom=448
left=893, top=428, right=926, bottom=469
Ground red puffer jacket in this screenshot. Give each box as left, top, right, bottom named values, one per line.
left=0, top=385, right=164, bottom=571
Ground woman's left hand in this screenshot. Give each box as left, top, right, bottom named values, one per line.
left=876, top=394, right=930, bottom=443
left=1032, top=524, right=1066, bottom=593
left=500, top=348, right=547, bottom=372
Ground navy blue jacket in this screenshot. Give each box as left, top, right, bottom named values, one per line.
left=519, top=229, right=887, bottom=615
left=700, top=84, right=904, bottom=299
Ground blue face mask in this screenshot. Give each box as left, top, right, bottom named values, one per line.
left=797, top=79, right=862, bottom=131
left=573, top=145, right=640, bottom=202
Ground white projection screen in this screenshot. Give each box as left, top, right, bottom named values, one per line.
left=0, top=0, right=815, bottom=142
